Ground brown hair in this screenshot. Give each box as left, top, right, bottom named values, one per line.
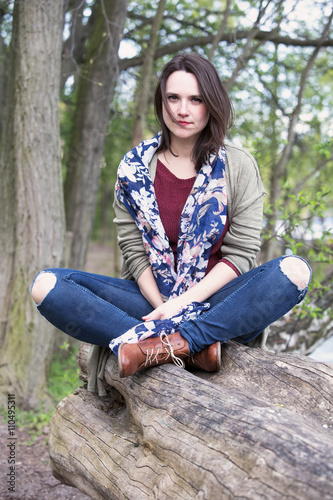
left=154, top=53, right=234, bottom=170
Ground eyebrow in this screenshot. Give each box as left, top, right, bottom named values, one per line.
left=166, top=92, right=203, bottom=98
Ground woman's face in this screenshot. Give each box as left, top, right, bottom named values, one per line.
left=162, top=70, right=210, bottom=144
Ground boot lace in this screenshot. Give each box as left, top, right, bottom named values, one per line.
left=144, top=333, right=185, bottom=369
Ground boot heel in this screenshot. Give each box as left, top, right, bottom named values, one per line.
left=185, top=342, right=221, bottom=372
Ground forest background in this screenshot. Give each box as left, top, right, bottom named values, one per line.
left=0, top=0, right=332, bottom=421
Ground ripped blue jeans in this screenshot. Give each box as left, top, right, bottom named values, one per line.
left=32, top=256, right=311, bottom=354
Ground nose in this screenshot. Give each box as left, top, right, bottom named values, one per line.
left=177, top=99, right=189, bottom=116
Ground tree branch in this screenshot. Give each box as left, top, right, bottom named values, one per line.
left=224, top=0, right=285, bottom=90
left=276, top=8, right=333, bottom=178
left=119, top=28, right=333, bottom=71
left=126, top=11, right=210, bottom=37
left=208, top=0, right=232, bottom=61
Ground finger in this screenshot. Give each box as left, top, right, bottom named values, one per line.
left=143, top=310, right=165, bottom=321
left=142, top=312, right=159, bottom=321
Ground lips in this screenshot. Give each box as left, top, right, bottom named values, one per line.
left=178, top=121, right=191, bottom=126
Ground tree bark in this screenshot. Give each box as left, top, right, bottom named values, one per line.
left=0, top=0, right=65, bottom=409
left=64, top=0, right=128, bottom=270
left=49, top=342, right=333, bottom=500
left=0, top=32, right=7, bottom=139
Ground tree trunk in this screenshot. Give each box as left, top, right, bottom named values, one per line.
left=132, top=0, right=166, bottom=147
left=0, top=31, right=8, bottom=140
left=64, top=0, right=128, bottom=270
left=0, top=0, right=65, bottom=409
left=49, top=342, right=333, bottom=500
left=60, top=0, right=94, bottom=91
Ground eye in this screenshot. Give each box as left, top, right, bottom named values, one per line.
left=167, top=95, right=178, bottom=102
left=191, top=96, right=203, bottom=103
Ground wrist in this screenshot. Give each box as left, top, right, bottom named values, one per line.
left=152, top=296, right=164, bottom=308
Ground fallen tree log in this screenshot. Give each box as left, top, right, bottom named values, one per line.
left=49, top=342, right=333, bottom=500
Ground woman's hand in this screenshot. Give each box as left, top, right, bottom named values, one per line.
left=141, top=261, right=238, bottom=322
left=142, top=296, right=186, bottom=321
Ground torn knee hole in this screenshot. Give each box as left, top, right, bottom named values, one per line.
left=280, top=256, right=311, bottom=290
left=31, top=272, right=57, bottom=304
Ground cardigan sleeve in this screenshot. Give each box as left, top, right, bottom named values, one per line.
left=113, top=194, right=150, bottom=281
left=221, top=143, right=266, bottom=275
left=113, top=153, right=158, bottom=281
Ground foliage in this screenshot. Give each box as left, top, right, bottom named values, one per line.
left=262, top=188, right=332, bottom=256
left=48, top=345, right=81, bottom=404
left=262, top=184, right=333, bottom=315
left=0, top=0, right=13, bottom=45
left=0, top=345, right=81, bottom=437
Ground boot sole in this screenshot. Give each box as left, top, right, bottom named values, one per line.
left=216, top=341, right=222, bottom=371
left=118, top=343, right=125, bottom=378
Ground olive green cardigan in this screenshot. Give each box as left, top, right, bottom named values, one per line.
left=87, top=141, right=266, bottom=395
left=114, top=141, right=266, bottom=278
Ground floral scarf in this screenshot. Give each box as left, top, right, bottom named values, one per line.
left=109, top=133, right=227, bottom=355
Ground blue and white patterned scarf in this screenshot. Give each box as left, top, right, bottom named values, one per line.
left=110, top=133, right=227, bottom=355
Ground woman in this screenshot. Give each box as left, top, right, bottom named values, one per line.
left=31, top=53, right=311, bottom=380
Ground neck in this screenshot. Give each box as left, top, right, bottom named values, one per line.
left=160, top=146, right=197, bottom=179
left=169, top=136, right=197, bottom=161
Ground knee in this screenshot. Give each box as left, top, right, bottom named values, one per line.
left=31, top=271, right=57, bottom=304
left=280, top=256, right=311, bottom=290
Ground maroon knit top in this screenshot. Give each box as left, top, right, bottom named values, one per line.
left=154, top=159, right=239, bottom=275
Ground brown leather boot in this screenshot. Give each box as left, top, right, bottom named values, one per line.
left=184, top=342, right=221, bottom=372
left=118, top=331, right=190, bottom=378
